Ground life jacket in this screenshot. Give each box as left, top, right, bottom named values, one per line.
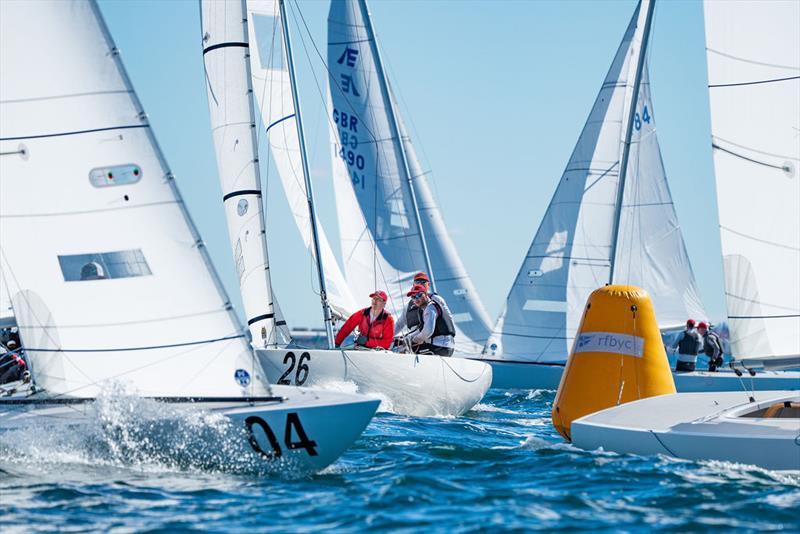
left=703, top=331, right=722, bottom=357
left=357, top=308, right=391, bottom=347
left=678, top=330, right=700, bottom=355
left=405, top=300, right=424, bottom=330
left=424, top=300, right=456, bottom=338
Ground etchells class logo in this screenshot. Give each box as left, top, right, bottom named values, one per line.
left=234, top=368, right=251, bottom=387
left=575, top=332, right=644, bottom=358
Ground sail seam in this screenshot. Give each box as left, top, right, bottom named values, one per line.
left=0, top=124, right=146, bottom=141
left=707, top=47, right=800, bottom=71
left=708, top=75, right=800, bottom=88
left=0, top=90, right=132, bottom=104
left=728, top=315, right=799, bottom=319
left=0, top=201, right=179, bottom=219
left=21, top=333, right=245, bottom=353
left=720, top=225, right=800, bottom=251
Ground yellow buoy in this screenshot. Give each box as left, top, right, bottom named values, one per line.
left=552, top=285, right=675, bottom=441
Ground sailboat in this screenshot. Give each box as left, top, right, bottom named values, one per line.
left=569, top=0, right=800, bottom=471
left=0, top=0, right=378, bottom=474
left=205, top=0, right=492, bottom=418
left=483, top=0, right=799, bottom=392
left=326, top=0, right=495, bottom=356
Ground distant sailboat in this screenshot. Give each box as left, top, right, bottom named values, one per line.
left=484, top=0, right=706, bottom=389
left=326, top=0, right=494, bottom=355
left=0, top=0, right=378, bottom=474
left=209, top=0, right=492, bottom=417
left=572, top=0, right=800, bottom=460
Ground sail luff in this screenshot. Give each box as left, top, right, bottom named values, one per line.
left=200, top=0, right=278, bottom=347
left=609, top=0, right=655, bottom=284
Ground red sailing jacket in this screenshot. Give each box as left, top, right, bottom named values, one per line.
left=334, top=308, right=395, bottom=350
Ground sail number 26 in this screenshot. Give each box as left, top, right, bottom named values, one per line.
left=278, top=351, right=311, bottom=386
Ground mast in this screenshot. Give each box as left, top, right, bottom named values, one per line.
left=356, top=0, right=437, bottom=292
left=609, top=0, right=656, bottom=284
left=278, top=0, right=335, bottom=348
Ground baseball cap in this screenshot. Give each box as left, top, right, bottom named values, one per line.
left=413, top=272, right=429, bottom=283
left=369, top=290, right=388, bottom=302
left=407, top=283, right=428, bottom=297
left=697, top=321, right=708, bottom=329
left=686, top=319, right=696, bottom=327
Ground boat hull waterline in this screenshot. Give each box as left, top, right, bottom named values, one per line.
left=0, top=386, right=379, bottom=474
left=471, top=359, right=800, bottom=392
left=257, top=349, right=492, bottom=417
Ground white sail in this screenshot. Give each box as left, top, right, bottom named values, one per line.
left=0, top=0, right=267, bottom=397
left=200, top=0, right=283, bottom=346
left=327, top=0, right=493, bottom=353
left=486, top=0, right=705, bottom=363
left=703, top=0, right=800, bottom=359
left=246, top=0, right=359, bottom=319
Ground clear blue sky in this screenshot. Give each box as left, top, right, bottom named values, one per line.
left=98, top=0, right=726, bottom=330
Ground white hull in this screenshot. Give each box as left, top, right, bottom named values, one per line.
left=572, top=391, right=800, bottom=471
left=257, top=348, right=492, bottom=417
left=468, top=359, right=800, bottom=392
left=0, top=385, right=378, bottom=475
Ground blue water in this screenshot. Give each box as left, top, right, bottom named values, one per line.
left=2, top=389, right=798, bottom=532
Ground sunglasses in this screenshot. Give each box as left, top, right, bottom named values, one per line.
left=412, top=292, right=426, bottom=300
left=413, top=279, right=428, bottom=285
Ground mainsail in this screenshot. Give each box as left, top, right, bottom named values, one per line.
left=486, top=0, right=705, bottom=363
left=0, top=0, right=266, bottom=397
left=246, top=0, right=359, bottom=320
left=704, top=0, right=800, bottom=358
left=327, top=0, right=493, bottom=352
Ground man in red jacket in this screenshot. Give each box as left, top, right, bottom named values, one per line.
left=334, top=290, right=395, bottom=350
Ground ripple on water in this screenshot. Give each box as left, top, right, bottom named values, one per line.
left=1, top=389, right=798, bottom=532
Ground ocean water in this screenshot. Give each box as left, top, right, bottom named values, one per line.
left=1, top=389, right=798, bottom=533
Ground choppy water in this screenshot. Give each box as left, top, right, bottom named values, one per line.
left=2, top=389, right=798, bottom=532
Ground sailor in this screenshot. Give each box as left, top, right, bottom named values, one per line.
left=404, top=284, right=456, bottom=356
left=334, top=290, right=394, bottom=350
left=671, top=319, right=703, bottom=372
left=0, top=340, right=27, bottom=385
left=697, top=321, right=724, bottom=372
left=393, top=272, right=455, bottom=339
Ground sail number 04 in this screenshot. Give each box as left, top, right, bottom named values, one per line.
left=245, top=412, right=318, bottom=459
left=278, top=351, right=311, bottom=386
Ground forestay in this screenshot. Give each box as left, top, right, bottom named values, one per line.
left=0, top=0, right=267, bottom=397
left=245, top=0, right=359, bottom=319
left=327, top=0, right=492, bottom=353
left=486, top=0, right=705, bottom=363
left=704, top=0, right=800, bottom=359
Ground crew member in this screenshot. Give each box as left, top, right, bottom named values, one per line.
left=698, top=321, right=724, bottom=371
left=334, top=291, right=394, bottom=350
left=0, top=340, right=27, bottom=385
left=405, top=284, right=456, bottom=356
left=393, top=272, right=456, bottom=339
left=671, top=319, right=703, bottom=372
